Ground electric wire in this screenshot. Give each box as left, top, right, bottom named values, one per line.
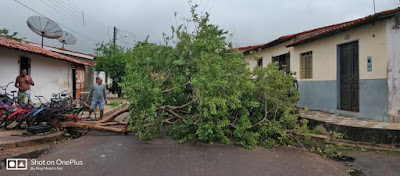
left=14, top=0, right=100, bottom=43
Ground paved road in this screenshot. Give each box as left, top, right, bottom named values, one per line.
left=341, top=150, right=400, bottom=176
left=0, top=113, right=349, bottom=176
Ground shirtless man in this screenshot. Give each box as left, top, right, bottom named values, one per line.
left=15, top=69, right=34, bottom=105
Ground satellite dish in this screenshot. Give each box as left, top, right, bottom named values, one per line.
left=57, top=31, right=77, bottom=48
left=27, top=16, right=63, bottom=48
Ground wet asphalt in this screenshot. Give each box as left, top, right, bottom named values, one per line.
left=0, top=113, right=351, bottom=176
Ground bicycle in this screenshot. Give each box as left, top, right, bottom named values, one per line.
left=4, top=103, right=33, bottom=130
left=0, top=81, right=19, bottom=129
left=19, top=96, right=51, bottom=129
left=0, top=81, right=16, bottom=106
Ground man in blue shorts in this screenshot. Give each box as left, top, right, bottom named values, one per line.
left=87, top=77, right=107, bottom=120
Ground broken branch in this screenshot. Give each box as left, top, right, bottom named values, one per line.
left=99, top=106, right=129, bottom=123
left=164, top=108, right=186, bottom=123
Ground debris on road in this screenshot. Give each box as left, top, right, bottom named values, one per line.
left=59, top=106, right=129, bottom=134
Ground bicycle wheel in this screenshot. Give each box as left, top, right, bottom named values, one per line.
left=0, top=112, right=6, bottom=128
left=5, top=113, right=19, bottom=130
left=18, top=114, right=31, bottom=129
left=26, top=113, right=38, bottom=126
left=34, top=111, right=52, bottom=126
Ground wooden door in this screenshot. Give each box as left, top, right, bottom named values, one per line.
left=340, top=42, right=359, bottom=111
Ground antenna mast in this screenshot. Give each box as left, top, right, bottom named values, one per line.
left=373, top=0, right=376, bottom=14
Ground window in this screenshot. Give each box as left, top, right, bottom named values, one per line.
left=257, top=57, right=263, bottom=67
left=300, top=51, right=313, bottom=79
left=272, top=53, right=290, bottom=74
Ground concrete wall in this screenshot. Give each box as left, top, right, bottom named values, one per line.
left=298, top=79, right=388, bottom=121
left=0, top=47, right=73, bottom=103
left=247, top=20, right=390, bottom=122
left=387, top=16, right=400, bottom=122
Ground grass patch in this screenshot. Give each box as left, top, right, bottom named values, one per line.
left=108, top=102, right=122, bottom=107
left=308, top=128, right=324, bottom=135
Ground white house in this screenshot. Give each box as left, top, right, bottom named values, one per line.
left=240, top=8, right=400, bottom=123
left=0, top=36, right=92, bottom=103
left=26, top=42, right=96, bottom=98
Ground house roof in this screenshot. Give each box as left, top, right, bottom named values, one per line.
left=242, top=7, right=400, bottom=54
left=25, top=41, right=95, bottom=61
left=0, top=36, right=93, bottom=66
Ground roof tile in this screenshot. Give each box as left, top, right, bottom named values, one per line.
left=241, top=7, right=400, bottom=54
left=0, top=36, right=92, bottom=66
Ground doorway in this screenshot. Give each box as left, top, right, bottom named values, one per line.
left=72, top=68, right=76, bottom=99
left=20, top=57, right=30, bottom=75
left=339, top=41, right=359, bottom=112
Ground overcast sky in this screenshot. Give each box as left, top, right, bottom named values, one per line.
left=0, top=0, right=399, bottom=54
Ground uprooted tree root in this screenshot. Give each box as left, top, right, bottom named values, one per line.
left=59, top=106, right=130, bottom=135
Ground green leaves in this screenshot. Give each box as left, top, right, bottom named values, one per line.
left=94, top=42, right=129, bottom=96
left=0, top=28, right=25, bottom=41
left=122, top=4, right=305, bottom=150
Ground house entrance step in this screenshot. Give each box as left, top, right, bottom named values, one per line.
left=300, top=110, right=400, bottom=144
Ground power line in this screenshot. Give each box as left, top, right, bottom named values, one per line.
left=39, top=0, right=83, bottom=26
left=54, top=0, right=110, bottom=32
left=14, top=0, right=100, bottom=43
left=64, top=0, right=111, bottom=29
left=208, top=0, right=217, bottom=13
left=38, top=0, right=108, bottom=36
left=61, top=0, right=151, bottom=43
left=60, top=0, right=143, bottom=43
left=117, top=30, right=130, bottom=48
left=117, top=27, right=159, bottom=43
left=201, top=0, right=211, bottom=14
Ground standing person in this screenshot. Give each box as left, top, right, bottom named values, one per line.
left=15, top=69, right=34, bottom=105
left=87, top=77, right=107, bottom=120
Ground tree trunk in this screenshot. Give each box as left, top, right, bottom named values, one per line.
left=61, top=121, right=126, bottom=134
left=58, top=105, right=130, bottom=134
left=99, top=106, right=129, bottom=123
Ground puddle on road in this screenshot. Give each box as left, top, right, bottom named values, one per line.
left=348, top=169, right=366, bottom=176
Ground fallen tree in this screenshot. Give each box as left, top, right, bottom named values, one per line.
left=59, top=105, right=130, bottom=134
left=121, top=5, right=307, bottom=149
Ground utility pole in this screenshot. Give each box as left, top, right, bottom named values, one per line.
left=106, top=26, right=117, bottom=86
left=113, top=26, right=117, bottom=45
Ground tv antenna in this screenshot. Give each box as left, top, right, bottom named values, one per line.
left=57, top=31, right=77, bottom=48
left=27, top=16, right=63, bottom=48
left=373, top=0, right=376, bottom=14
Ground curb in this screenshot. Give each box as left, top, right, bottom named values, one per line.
left=303, top=117, right=400, bottom=145
left=308, top=133, right=400, bottom=152
left=0, top=131, right=64, bottom=150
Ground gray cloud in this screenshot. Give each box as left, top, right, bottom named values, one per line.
left=0, top=0, right=398, bottom=54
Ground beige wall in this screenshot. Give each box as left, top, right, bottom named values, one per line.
left=246, top=42, right=293, bottom=70
left=247, top=20, right=388, bottom=81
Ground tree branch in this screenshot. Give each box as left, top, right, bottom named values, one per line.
left=229, top=123, right=237, bottom=129
left=164, top=108, right=187, bottom=123
left=161, top=82, right=191, bottom=93
left=163, top=118, right=175, bottom=125
left=248, top=99, right=277, bottom=129
left=160, top=98, right=196, bottom=110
